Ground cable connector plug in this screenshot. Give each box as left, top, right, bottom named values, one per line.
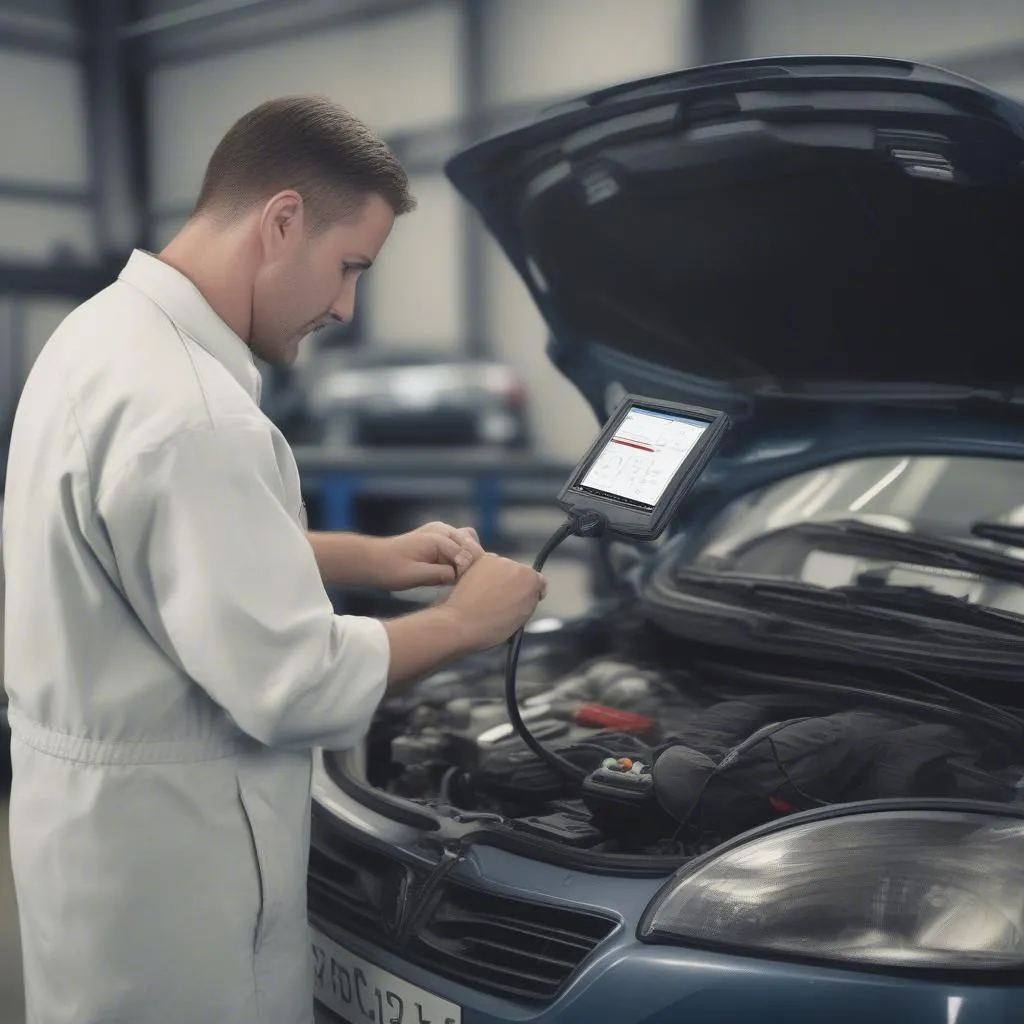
left=568, top=509, right=608, bottom=539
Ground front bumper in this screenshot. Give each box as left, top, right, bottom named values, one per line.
left=311, top=918, right=1024, bottom=1024
left=310, top=756, right=1024, bottom=1024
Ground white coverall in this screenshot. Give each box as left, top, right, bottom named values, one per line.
left=2, top=250, right=391, bottom=1023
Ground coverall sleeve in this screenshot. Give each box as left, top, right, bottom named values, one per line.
left=94, top=423, right=390, bottom=750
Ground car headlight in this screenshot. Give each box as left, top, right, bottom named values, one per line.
left=639, top=809, right=1024, bottom=969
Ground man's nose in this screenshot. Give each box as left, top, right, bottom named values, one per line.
left=330, top=291, right=356, bottom=324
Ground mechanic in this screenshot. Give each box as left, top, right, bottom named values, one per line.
left=2, top=96, right=546, bottom=1024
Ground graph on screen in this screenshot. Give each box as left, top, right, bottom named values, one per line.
left=579, top=407, right=709, bottom=509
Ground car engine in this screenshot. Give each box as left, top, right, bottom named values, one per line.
left=360, top=625, right=1024, bottom=857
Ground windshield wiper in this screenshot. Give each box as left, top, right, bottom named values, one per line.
left=850, top=576, right=1024, bottom=634
left=733, top=519, right=1024, bottom=587
left=672, top=569, right=1024, bottom=640
left=675, top=572, right=937, bottom=639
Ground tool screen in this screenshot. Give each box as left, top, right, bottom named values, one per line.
left=577, top=407, right=711, bottom=511
left=558, top=395, right=729, bottom=540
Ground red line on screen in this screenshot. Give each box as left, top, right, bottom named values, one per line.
left=611, top=437, right=655, bottom=453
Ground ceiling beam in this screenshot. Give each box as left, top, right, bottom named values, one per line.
left=0, top=9, right=84, bottom=58
left=0, top=259, right=119, bottom=300
left=124, top=0, right=446, bottom=65
left=119, top=0, right=283, bottom=39
left=0, top=182, right=91, bottom=206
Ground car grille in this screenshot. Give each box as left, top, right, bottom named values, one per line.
left=308, top=833, right=617, bottom=1002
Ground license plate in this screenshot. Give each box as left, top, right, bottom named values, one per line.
left=311, top=927, right=462, bottom=1024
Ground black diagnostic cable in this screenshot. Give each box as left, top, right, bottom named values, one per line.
left=504, top=510, right=609, bottom=783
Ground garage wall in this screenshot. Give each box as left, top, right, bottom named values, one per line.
left=485, top=0, right=694, bottom=106
left=0, top=46, right=93, bottom=264
left=142, top=0, right=1024, bottom=463
left=148, top=0, right=669, bottom=458
left=479, top=0, right=696, bottom=459
left=0, top=6, right=93, bottom=431
left=362, top=173, right=465, bottom=348
left=482, top=236, right=598, bottom=461
left=18, top=300, right=78, bottom=367
left=0, top=199, right=92, bottom=264
left=143, top=1, right=702, bottom=459
left=995, top=78, right=1024, bottom=101
left=148, top=5, right=462, bottom=207
left=743, top=0, right=1024, bottom=64
left=0, top=48, right=88, bottom=186
left=0, top=292, right=79, bottom=464
left=736, top=1, right=1024, bottom=110
left=738, top=3, right=1024, bottom=159
left=148, top=2, right=464, bottom=352
left=148, top=4, right=462, bottom=211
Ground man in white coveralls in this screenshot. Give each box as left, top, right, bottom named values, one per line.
left=2, top=95, right=546, bottom=1023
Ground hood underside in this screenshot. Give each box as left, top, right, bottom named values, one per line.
left=447, top=56, right=1024, bottom=429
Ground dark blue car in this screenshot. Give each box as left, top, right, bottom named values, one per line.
left=309, top=56, right=1024, bottom=1024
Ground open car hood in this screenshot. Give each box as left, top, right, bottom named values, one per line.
left=447, top=56, right=1024, bottom=504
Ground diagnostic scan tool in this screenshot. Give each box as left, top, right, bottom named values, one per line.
left=504, top=395, right=729, bottom=782
left=558, top=396, right=730, bottom=540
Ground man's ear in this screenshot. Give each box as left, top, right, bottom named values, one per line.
left=258, top=190, right=306, bottom=258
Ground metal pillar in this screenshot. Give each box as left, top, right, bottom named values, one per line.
left=75, top=0, right=150, bottom=259
left=124, top=0, right=155, bottom=254
left=693, top=0, right=748, bottom=64
left=459, top=0, right=488, bottom=356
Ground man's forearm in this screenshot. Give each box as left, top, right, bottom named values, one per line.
left=382, top=606, right=473, bottom=696
left=306, top=534, right=477, bottom=694
left=305, top=531, right=383, bottom=588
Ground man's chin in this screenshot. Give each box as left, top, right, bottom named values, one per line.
left=250, top=336, right=303, bottom=367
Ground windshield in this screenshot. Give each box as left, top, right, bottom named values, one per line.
left=688, top=455, right=1024, bottom=616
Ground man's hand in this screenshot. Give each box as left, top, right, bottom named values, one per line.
left=441, top=553, right=547, bottom=648
left=305, top=524, right=484, bottom=590
left=383, top=553, right=547, bottom=691
left=370, top=521, right=485, bottom=591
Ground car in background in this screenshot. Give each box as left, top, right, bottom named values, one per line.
left=260, top=343, right=534, bottom=540
left=307, top=56, right=1024, bottom=1024
left=266, top=344, right=530, bottom=450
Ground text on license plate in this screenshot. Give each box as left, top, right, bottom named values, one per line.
left=312, top=927, right=462, bottom=1024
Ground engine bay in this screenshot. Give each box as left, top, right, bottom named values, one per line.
left=357, top=621, right=1024, bottom=857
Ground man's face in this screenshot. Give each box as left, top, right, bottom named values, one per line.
left=249, top=192, right=395, bottom=365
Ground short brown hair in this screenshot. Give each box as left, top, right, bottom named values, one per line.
left=194, top=96, right=416, bottom=230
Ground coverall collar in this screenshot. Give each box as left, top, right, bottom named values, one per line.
left=119, top=249, right=262, bottom=404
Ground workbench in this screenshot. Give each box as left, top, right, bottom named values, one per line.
left=292, top=446, right=575, bottom=549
